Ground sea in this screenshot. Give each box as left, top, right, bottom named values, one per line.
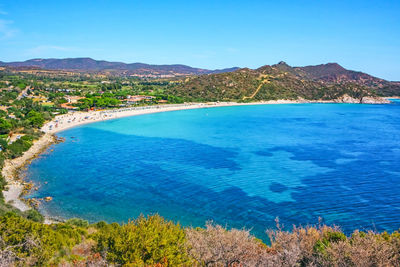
left=25, top=101, right=400, bottom=238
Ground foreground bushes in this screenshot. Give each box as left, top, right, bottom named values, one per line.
left=1, top=212, right=400, bottom=266
left=0, top=213, right=83, bottom=265
left=186, top=223, right=271, bottom=266
left=92, top=215, right=191, bottom=265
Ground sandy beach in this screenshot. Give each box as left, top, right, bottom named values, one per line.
left=1, top=98, right=392, bottom=213
left=2, top=133, right=56, bottom=212
left=41, top=101, right=302, bottom=134
left=41, top=97, right=393, bottom=135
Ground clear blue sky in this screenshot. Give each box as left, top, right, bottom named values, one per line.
left=0, top=0, right=399, bottom=80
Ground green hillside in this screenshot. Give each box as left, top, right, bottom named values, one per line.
left=169, top=62, right=400, bottom=102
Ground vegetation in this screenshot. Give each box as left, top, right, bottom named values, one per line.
left=93, top=215, right=190, bottom=265
left=0, top=213, right=83, bottom=265
left=168, top=62, right=398, bottom=102
left=0, top=212, right=400, bottom=266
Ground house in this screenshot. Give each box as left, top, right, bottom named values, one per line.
left=61, top=103, right=78, bottom=110
left=127, top=95, right=155, bottom=101
left=122, top=95, right=156, bottom=105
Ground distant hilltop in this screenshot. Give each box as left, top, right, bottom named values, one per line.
left=0, top=57, right=239, bottom=77
left=1, top=58, right=399, bottom=97
left=171, top=61, right=400, bottom=100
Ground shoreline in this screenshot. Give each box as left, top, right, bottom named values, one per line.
left=2, top=133, right=56, bottom=212
left=1, top=98, right=393, bottom=217
left=40, top=97, right=392, bottom=134
left=42, top=101, right=303, bottom=134
left=3, top=101, right=284, bottom=215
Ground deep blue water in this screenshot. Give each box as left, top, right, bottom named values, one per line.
left=25, top=102, right=400, bottom=238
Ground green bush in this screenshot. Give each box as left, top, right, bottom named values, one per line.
left=0, top=174, right=5, bottom=193
left=0, top=152, right=5, bottom=168
left=0, top=138, right=8, bottom=151
left=0, top=212, right=83, bottom=265
left=24, top=209, right=45, bottom=223
left=26, top=110, right=45, bottom=128
left=0, top=118, right=12, bottom=134
left=6, top=135, right=34, bottom=158
left=66, top=218, right=89, bottom=228
left=314, top=230, right=347, bottom=254
left=93, top=214, right=191, bottom=265
left=0, top=110, right=7, bottom=118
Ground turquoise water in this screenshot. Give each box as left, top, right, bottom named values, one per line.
left=26, top=102, right=400, bottom=237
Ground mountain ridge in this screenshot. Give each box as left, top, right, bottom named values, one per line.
left=170, top=61, right=400, bottom=101
left=1, top=58, right=399, bottom=97
left=0, top=57, right=240, bottom=76
left=1, top=58, right=398, bottom=83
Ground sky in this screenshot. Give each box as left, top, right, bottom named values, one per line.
left=0, top=0, right=399, bottom=80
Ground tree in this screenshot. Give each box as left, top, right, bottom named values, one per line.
left=0, top=138, right=8, bottom=151
left=0, top=118, right=12, bottom=134
left=6, top=135, right=34, bottom=158
left=26, top=110, right=44, bottom=128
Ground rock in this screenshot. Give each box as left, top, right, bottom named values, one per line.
left=361, top=96, right=391, bottom=104
left=27, top=198, right=40, bottom=208
left=334, top=94, right=361, bottom=103
left=334, top=95, right=390, bottom=104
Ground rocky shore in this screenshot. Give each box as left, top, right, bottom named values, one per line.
left=333, top=94, right=391, bottom=104
left=2, top=133, right=56, bottom=211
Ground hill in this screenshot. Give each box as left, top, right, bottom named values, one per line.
left=169, top=62, right=400, bottom=101
left=0, top=58, right=239, bottom=77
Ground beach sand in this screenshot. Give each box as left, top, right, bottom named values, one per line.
left=2, top=133, right=56, bottom=212
left=42, top=101, right=302, bottom=134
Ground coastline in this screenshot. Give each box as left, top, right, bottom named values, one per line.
left=42, top=101, right=302, bottom=134
left=2, top=133, right=56, bottom=212
left=2, top=101, right=279, bottom=214
left=40, top=96, right=392, bottom=134
left=1, top=98, right=392, bottom=216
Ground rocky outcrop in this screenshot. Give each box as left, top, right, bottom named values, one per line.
left=361, top=96, right=391, bottom=104
left=334, top=94, right=361, bottom=103
left=333, top=94, right=391, bottom=104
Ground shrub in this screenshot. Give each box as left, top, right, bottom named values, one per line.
left=26, top=110, right=45, bottom=128
left=0, top=138, right=8, bottom=151
left=24, top=209, right=44, bottom=223
left=186, top=222, right=273, bottom=266
left=313, top=230, right=347, bottom=254
left=66, top=218, right=89, bottom=228
left=0, top=213, right=82, bottom=265
left=267, top=222, right=400, bottom=266
left=93, top=214, right=191, bottom=265
left=6, top=135, right=34, bottom=158
left=0, top=118, right=12, bottom=134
